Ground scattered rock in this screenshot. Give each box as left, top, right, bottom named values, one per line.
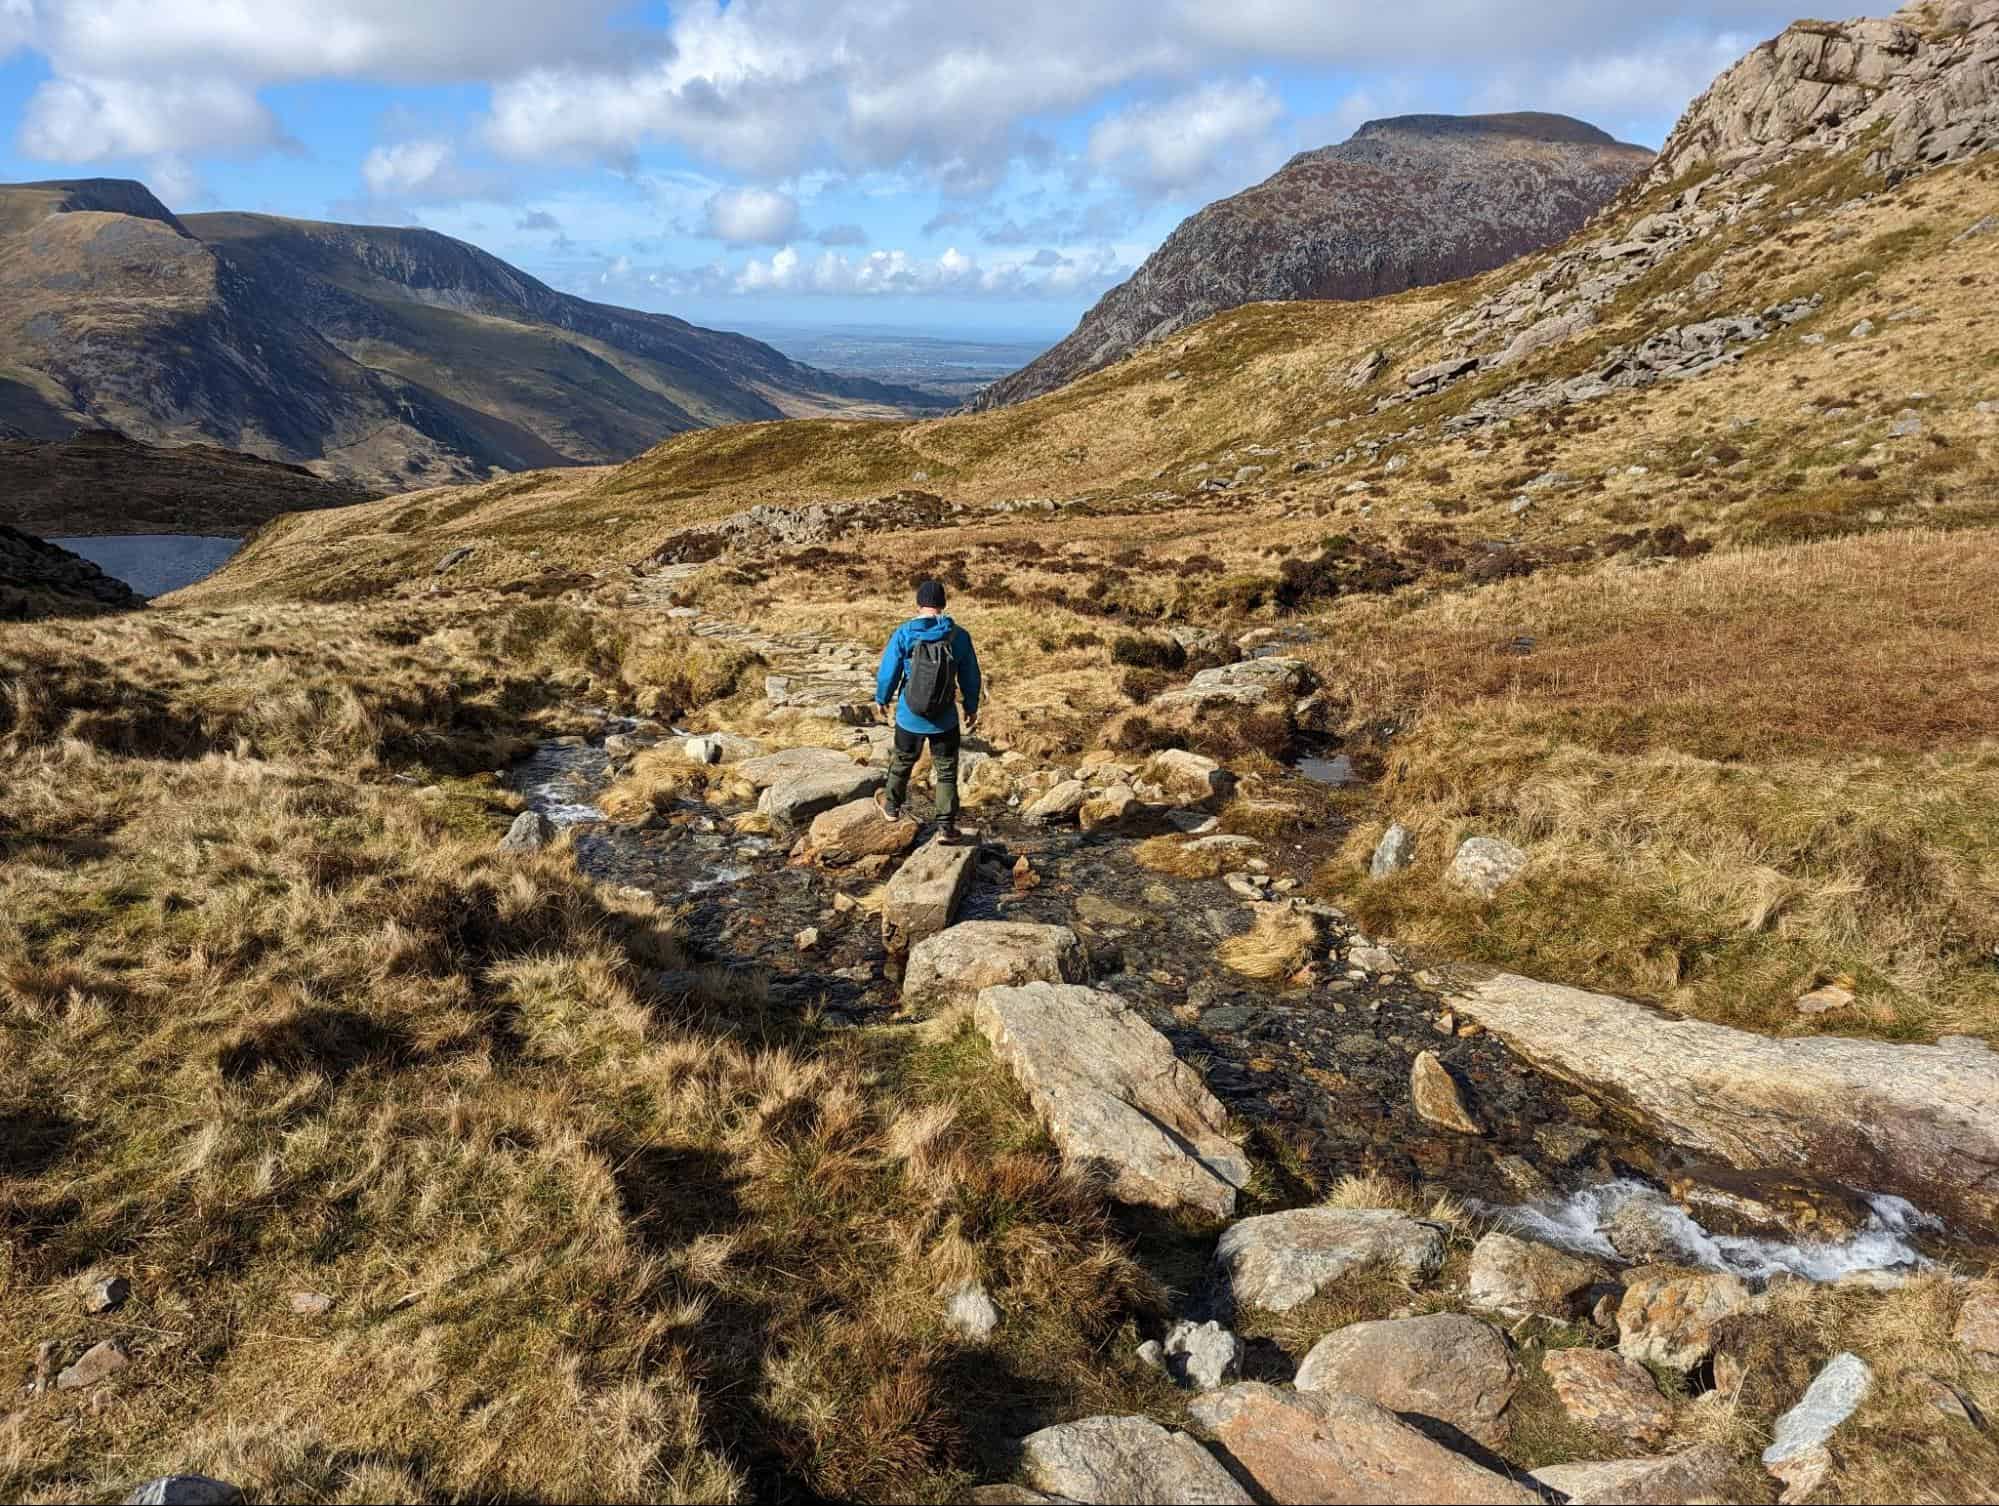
left=1140, top=750, right=1233, bottom=806
left=434, top=546, right=474, bottom=574
left=499, top=810, right=556, bottom=852
left=737, top=746, right=859, bottom=788
left=1214, top=1207, right=1446, bottom=1313
left=1850, top=318, right=1875, bottom=338
left=1449, top=837, right=1528, bottom=897
left=806, top=798, right=918, bottom=865
left=1347, top=943, right=1399, bottom=975
left=1078, top=784, right=1140, bottom=832
left=1188, top=1384, right=1536, bottom=1505
left=1542, top=1348, right=1675, bottom=1446
left=1159, top=1319, right=1243, bottom=1391
left=1466, top=1231, right=1601, bottom=1320
left=1019, top=1414, right=1252, bottom=1505
left=123, top=1480, right=246, bottom=1506
left=904, top=921, right=1088, bottom=1010
left=881, top=837, right=981, bottom=953
left=944, top=1280, right=1000, bottom=1342
left=1795, top=982, right=1855, bottom=1015
left=1763, top=1352, right=1872, bottom=1502
left=57, top=1339, right=130, bottom=1390
left=1603, top=1199, right=1681, bottom=1263
left=974, top=982, right=1248, bottom=1217
left=1369, top=823, right=1415, bottom=878
left=1410, top=1050, right=1482, bottom=1134
left=757, top=764, right=884, bottom=828
left=1957, top=214, right=1999, bottom=242
left=84, top=1275, right=131, bottom=1315
left=794, top=926, right=821, bottom=952
left=1529, top=1446, right=1730, bottom=1506
left=1953, top=1288, right=1999, bottom=1370
left=1666, top=1167, right=1870, bottom=1241
left=1908, top=1371, right=1982, bottom=1427
left=1295, top=1313, right=1519, bottom=1446
left=289, top=1291, right=334, bottom=1317
left=1617, top=1266, right=1755, bottom=1371
left=1025, top=779, right=1088, bottom=823
left=1346, top=350, right=1388, bottom=390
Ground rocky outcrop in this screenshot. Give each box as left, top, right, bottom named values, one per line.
left=1018, top=1414, right=1251, bottom=1504
left=1294, top=1313, right=1519, bottom=1446
left=1187, top=1384, right=1538, bottom=1505
left=1213, top=1208, right=1446, bottom=1312
left=1443, top=969, right=1999, bottom=1233
left=0, top=525, right=145, bottom=619
left=974, top=114, right=1649, bottom=408
left=973, top=982, right=1249, bottom=1217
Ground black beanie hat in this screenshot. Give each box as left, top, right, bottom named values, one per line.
left=915, top=578, right=947, bottom=609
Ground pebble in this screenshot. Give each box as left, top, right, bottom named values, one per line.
left=84, top=1275, right=131, bottom=1315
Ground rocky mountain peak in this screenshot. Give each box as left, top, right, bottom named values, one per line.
left=0, top=177, right=189, bottom=238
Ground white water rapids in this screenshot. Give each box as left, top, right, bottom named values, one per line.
left=1486, top=1177, right=1938, bottom=1284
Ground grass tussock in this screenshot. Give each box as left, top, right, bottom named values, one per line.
left=1133, top=835, right=1257, bottom=880
left=1216, top=905, right=1321, bottom=983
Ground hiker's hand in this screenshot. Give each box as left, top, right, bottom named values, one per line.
left=963, top=713, right=978, bottom=734
left=872, top=701, right=889, bottom=724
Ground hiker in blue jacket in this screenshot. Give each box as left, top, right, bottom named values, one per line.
left=874, top=578, right=982, bottom=839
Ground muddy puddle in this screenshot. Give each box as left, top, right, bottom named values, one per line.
left=508, top=728, right=1945, bottom=1284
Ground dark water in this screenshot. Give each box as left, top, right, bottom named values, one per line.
left=51, top=535, right=240, bottom=597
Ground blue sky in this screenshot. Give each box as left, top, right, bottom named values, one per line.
left=0, top=1, right=1809, bottom=337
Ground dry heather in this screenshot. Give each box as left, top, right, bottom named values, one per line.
left=0, top=605, right=1164, bottom=1503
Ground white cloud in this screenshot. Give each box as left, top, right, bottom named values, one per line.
left=703, top=185, right=800, bottom=244
left=363, top=139, right=454, bottom=197
left=20, top=72, right=286, bottom=159
left=1, top=0, right=34, bottom=58
left=1088, top=78, right=1283, bottom=194
left=719, top=240, right=1130, bottom=298
left=145, top=153, right=207, bottom=207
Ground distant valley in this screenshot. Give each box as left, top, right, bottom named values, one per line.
left=731, top=324, right=1061, bottom=402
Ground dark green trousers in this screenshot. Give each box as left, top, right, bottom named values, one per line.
left=886, top=725, right=960, bottom=819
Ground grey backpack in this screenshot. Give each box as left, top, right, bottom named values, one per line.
left=904, top=636, right=957, bottom=721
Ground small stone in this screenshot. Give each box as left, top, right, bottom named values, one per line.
left=1763, top=1352, right=1872, bottom=1496
left=1161, top=1319, right=1242, bottom=1391
left=1908, top=1371, right=1982, bottom=1426
left=944, top=1280, right=1000, bottom=1342
left=57, top=1339, right=129, bottom=1390
left=795, top=926, right=821, bottom=952
left=289, top=1291, right=334, bottom=1317
left=84, top=1276, right=131, bottom=1315
left=434, top=545, right=474, bottom=574
left=1347, top=943, right=1399, bottom=975
left=1369, top=823, right=1415, bottom=878
left=1795, top=982, right=1856, bottom=1015
left=1849, top=318, right=1875, bottom=338
left=1542, top=1348, right=1675, bottom=1446
left=1432, top=1011, right=1456, bottom=1035
left=123, top=1479, right=245, bottom=1506
left=684, top=735, right=723, bottom=764
left=1411, top=1049, right=1482, bottom=1134
left=1952, top=1288, right=1999, bottom=1371
left=1012, top=855, right=1041, bottom=891
left=1449, top=836, right=1527, bottom=897
left=499, top=809, right=556, bottom=852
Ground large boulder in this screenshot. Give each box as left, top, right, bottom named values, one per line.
left=1140, top=750, right=1234, bottom=806
left=1294, top=1313, right=1519, bottom=1447
left=1213, top=1208, right=1446, bottom=1313
left=1187, top=1384, right=1537, bottom=1505
left=902, top=921, right=1088, bottom=1010
left=1018, top=1415, right=1251, bottom=1505
left=1541, top=1349, right=1675, bottom=1446
left=1446, top=970, right=1999, bottom=1235
left=1466, top=1231, right=1602, bottom=1320
left=1024, top=779, right=1088, bottom=823
left=1149, top=657, right=1312, bottom=715
left=881, top=837, right=980, bottom=953
left=736, top=745, right=859, bottom=788
left=499, top=810, right=556, bottom=851
left=806, top=798, right=919, bottom=865
left=1616, top=1265, right=1756, bottom=1371
left=974, top=983, right=1249, bottom=1218
left=1529, top=1446, right=1730, bottom=1505
left=758, top=764, right=884, bottom=827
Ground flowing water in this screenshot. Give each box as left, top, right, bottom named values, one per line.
left=52, top=534, right=241, bottom=597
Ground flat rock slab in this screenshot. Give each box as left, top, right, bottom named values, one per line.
left=1446, top=969, right=1999, bottom=1233
left=1019, top=1414, right=1251, bottom=1505
left=737, top=746, right=858, bottom=789
left=903, top=921, right=1087, bottom=1010
left=882, top=838, right=980, bottom=953
left=1530, top=1446, right=1730, bottom=1505
left=1541, top=1348, right=1675, bottom=1446
left=1214, top=1207, right=1446, bottom=1313
left=1188, top=1384, right=1537, bottom=1505
left=758, top=764, right=884, bottom=828
left=975, top=982, right=1249, bottom=1218
left=1295, top=1313, right=1518, bottom=1446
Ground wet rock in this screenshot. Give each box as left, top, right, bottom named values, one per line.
left=1449, top=837, right=1528, bottom=897
left=1445, top=972, right=1999, bottom=1233
left=124, top=1480, right=245, bottom=1506
left=974, top=982, right=1248, bottom=1217
left=1603, top=1199, right=1680, bottom=1263
left=1078, top=784, right=1140, bottom=832
left=904, top=921, right=1088, bottom=1010
left=1411, top=1050, right=1482, bottom=1134
left=500, top=810, right=556, bottom=852
left=1466, top=1231, right=1601, bottom=1320
left=1666, top=1167, right=1870, bottom=1241
left=1214, top=1208, right=1446, bottom=1313
left=1019, top=1414, right=1251, bottom=1505
left=1295, top=1313, right=1519, bottom=1446
left=883, top=838, right=980, bottom=953
left=1369, top=823, right=1415, bottom=879
left=1187, top=1384, right=1536, bottom=1505
left=1534, top=1122, right=1602, bottom=1165
left=758, top=764, right=884, bottom=828
left=84, top=1275, right=131, bottom=1314
left=1763, top=1352, right=1872, bottom=1501
left=806, top=798, right=918, bottom=866
left=944, top=1280, right=1000, bottom=1342
left=1074, top=894, right=1147, bottom=929
left=1617, top=1266, right=1755, bottom=1371
left=1953, top=1287, right=1999, bottom=1370
left=1542, top=1348, right=1675, bottom=1446
left=1141, top=750, right=1233, bottom=807
left=1160, top=1319, right=1242, bottom=1391
left=1529, top=1446, right=1729, bottom=1505
left=57, top=1339, right=129, bottom=1390
left=1026, top=779, right=1088, bottom=823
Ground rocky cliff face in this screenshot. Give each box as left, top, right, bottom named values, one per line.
left=1650, top=0, right=1999, bottom=185
left=973, top=114, right=1651, bottom=410
left=0, top=181, right=950, bottom=495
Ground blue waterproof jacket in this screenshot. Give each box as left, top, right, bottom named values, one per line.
left=875, top=613, right=981, bottom=734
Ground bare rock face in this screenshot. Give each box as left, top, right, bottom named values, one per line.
left=1446, top=969, right=1999, bottom=1234
left=1187, top=1383, right=1538, bottom=1505
left=1649, top=1, right=1999, bottom=186
left=974, top=114, right=1649, bottom=409
left=1466, top=1231, right=1603, bottom=1320
left=1213, top=1207, right=1446, bottom=1313
left=974, top=982, right=1249, bottom=1218
left=1529, top=1446, right=1731, bottom=1506
left=1616, top=1265, right=1757, bottom=1371
left=1018, top=1414, right=1252, bottom=1505
left=1294, top=1313, right=1519, bottom=1446
left=1541, top=1349, right=1676, bottom=1446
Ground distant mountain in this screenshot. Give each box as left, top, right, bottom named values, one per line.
left=973, top=113, right=1652, bottom=409
left=0, top=524, right=145, bottom=619
left=0, top=179, right=951, bottom=493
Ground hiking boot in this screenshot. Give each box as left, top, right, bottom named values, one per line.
left=874, top=790, right=903, bottom=822
left=938, top=818, right=964, bottom=844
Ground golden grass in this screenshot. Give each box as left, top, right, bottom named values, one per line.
left=1215, top=905, right=1320, bottom=982
left=1133, top=835, right=1256, bottom=880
